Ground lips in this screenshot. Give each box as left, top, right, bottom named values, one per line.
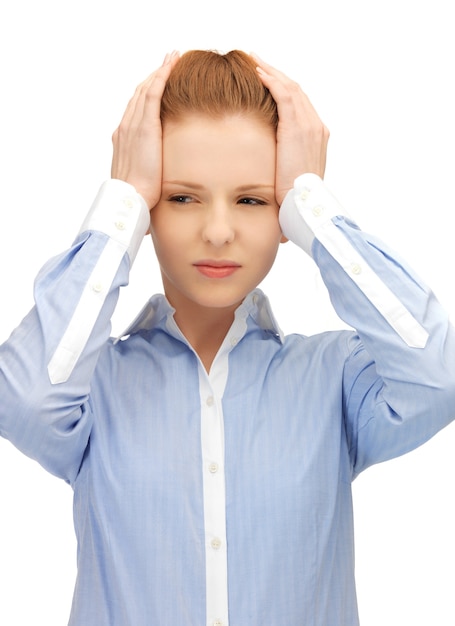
left=194, top=260, right=241, bottom=279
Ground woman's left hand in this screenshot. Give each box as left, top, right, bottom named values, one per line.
left=252, top=54, right=330, bottom=205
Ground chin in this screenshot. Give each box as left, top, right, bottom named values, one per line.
left=199, top=296, right=245, bottom=310
left=192, top=288, right=250, bottom=311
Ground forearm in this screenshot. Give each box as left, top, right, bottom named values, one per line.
left=0, top=180, right=149, bottom=482
left=280, top=174, right=455, bottom=473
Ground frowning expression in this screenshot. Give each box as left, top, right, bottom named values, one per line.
left=150, top=113, right=286, bottom=318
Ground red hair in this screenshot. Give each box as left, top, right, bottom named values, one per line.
left=160, top=50, right=278, bottom=130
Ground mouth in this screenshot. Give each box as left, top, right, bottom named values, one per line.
left=194, top=260, right=241, bottom=279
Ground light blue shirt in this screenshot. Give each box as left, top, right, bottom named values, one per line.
left=1, top=175, right=454, bottom=625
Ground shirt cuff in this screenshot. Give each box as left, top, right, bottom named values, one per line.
left=279, top=173, right=350, bottom=256
left=79, top=179, right=150, bottom=263
left=280, top=174, right=429, bottom=349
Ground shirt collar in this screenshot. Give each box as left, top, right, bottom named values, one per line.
left=236, top=289, right=284, bottom=342
left=115, top=288, right=284, bottom=344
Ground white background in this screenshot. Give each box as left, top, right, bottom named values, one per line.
left=1, top=0, right=454, bottom=624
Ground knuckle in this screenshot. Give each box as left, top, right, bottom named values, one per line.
left=116, top=120, right=129, bottom=138
left=321, top=124, right=330, bottom=140
left=288, top=79, right=301, bottom=93
left=144, top=83, right=161, bottom=102
left=279, top=88, right=294, bottom=107
left=278, top=81, right=303, bottom=109
left=144, top=88, right=155, bottom=102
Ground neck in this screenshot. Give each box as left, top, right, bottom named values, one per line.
left=173, top=302, right=238, bottom=373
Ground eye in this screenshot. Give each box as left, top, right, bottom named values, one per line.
left=237, top=197, right=267, bottom=206
left=169, top=194, right=194, bottom=204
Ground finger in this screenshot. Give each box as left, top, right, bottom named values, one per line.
left=250, top=52, right=291, bottom=83
left=111, top=51, right=180, bottom=184
left=256, top=67, right=326, bottom=135
left=115, top=51, right=180, bottom=138
left=251, top=52, right=320, bottom=117
left=140, top=51, right=180, bottom=129
left=112, top=56, right=171, bottom=177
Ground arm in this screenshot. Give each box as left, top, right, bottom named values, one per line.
left=281, top=176, right=455, bottom=476
left=0, top=183, right=148, bottom=483
left=0, top=52, right=179, bottom=484
left=255, top=55, right=455, bottom=476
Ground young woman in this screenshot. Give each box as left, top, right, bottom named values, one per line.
left=1, top=49, right=454, bottom=626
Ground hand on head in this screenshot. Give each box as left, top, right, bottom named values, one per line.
left=111, top=49, right=329, bottom=212
left=252, top=53, right=330, bottom=205
left=111, top=51, right=180, bottom=210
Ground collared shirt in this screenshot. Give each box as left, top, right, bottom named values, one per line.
left=1, top=174, right=454, bottom=626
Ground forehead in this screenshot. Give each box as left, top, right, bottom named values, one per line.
left=162, top=114, right=276, bottom=185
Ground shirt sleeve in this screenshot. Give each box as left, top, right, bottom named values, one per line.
left=0, top=180, right=150, bottom=484
left=280, top=173, right=455, bottom=477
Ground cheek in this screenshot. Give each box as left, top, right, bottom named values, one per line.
left=248, top=213, right=282, bottom=248
left=248, top=224, right=282, bottom=268
left=149, top=218, right=177, bottom=264
left=150, top=209, right=183, bottom=248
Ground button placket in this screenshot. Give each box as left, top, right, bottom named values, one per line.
left=206, top=395, right=215, bottom=407
left=208, top=462, right=219, bottom=474
left=199, top=369, right=229, bottom=626
left=350, top=262, right=362, bottom=275
left=211, top=537, right=222, bottom=550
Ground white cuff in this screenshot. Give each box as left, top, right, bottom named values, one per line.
left=279, top=173, right=349, bottom=256
left=79, top=179, right=150, bottom=263
left=280, top=174, right=428, bottom=348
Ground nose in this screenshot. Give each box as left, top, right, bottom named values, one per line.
left=201, top=203, right=235, bottom=247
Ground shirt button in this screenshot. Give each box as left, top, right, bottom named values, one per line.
left=208, top=462, right=219, bottom=474
left=123, top=197, right=135, bottom=208
left=300, top=188, right=310, bottom=200
left=115, top=220, right=126, bottom=231
left=206, top=396, right=214, bottom=407
left=252, top=294, right=259, bottom=305
left=350, top=263, right=362, bottom=275
left=230, top=337, right=238, bottom=347
left=92, top=283, right=103, bottom=293
left=213, top=621, right=223, bottom=626
left=312, top=205, right=324, bottom=217
left=211, top=538, right=222, bottom=550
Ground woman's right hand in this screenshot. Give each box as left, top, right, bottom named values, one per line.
left=111, top=51, right=180, bottom=210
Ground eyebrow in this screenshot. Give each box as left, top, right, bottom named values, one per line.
left=236, top=184, right=275, bottom=192
left=163, top=180, right=275, bottom=192
left=162, top=181, right=205, bottom=190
